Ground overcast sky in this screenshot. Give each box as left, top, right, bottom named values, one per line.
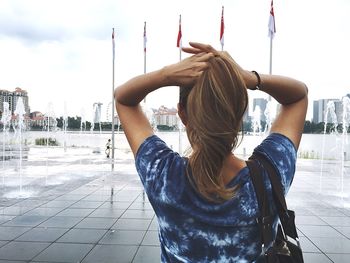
left=0, top=0, right=349, bottom=121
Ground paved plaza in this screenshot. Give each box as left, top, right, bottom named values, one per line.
left=0, top=146, right=350, bottom=262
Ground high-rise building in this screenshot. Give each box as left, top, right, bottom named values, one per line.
left=92, top=102, right=103, bottom=123
left=252, top=98, right=268, bottom=122
left=243, top=103, right=249, bottom=123
left=313, top=100, right=324, bottom=124
left=0, top=87, right=30, bottom=116
left=154, top=106, right=178, bottom=127
left=313, top=98, right=343, bottom=124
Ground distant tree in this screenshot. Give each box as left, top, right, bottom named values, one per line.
left=48, top=116, right=348, bottom=134
left=157, top=125, right=174, bottom=131
left=30, top=124, right=44, bottom=131
left=56, top=117, right=63, bottom=128
left=242, top=121, right=252, bottom=133
left=303, top=121, right=312, bottom=133
left=85, top=121, right=92, bottom=130
left=67, top=116, right=81, bottom=130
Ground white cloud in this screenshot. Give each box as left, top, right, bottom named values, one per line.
left=0, top=0, right=349, bottom=121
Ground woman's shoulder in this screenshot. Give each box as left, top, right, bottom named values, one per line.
left=135, top=134, right=178, bottom=161
left=255, top=133, right=297, bottom=158
left=253, top=132, right=297, bottom=193
left=135, top=134, right=188, bottom=202
left=136, top=134, right=165, bottom=154
left=135, top=134, right=185, bottom=169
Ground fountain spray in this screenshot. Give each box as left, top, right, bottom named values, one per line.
left=13, top=97, right=26, bottom=194
left=1, top=102, right=12, bottom=186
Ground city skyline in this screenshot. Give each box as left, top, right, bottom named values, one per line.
left=2, top=87, right=349, bottom=125
left=0, top=0, right=349, bottom=121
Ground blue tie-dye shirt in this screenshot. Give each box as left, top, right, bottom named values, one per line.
left=136, top=133, right=296, bottom=263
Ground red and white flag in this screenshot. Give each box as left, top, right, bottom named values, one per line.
left=220, top=6, right=224, bottom=47
left=143, top=21, right=147, bottom=53
left=176, top=15, right=182, bottom=48
left=268, top=0, right=276, bottom=38
left=112, top=28, right=115, bottom=60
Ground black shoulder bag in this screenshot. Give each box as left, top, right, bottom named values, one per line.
left=246, top=153, right=304, bottom=263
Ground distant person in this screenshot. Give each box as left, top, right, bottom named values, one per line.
left=115, top=42, right=308, bottom=262
left=105, top=139, right=111, bottom=158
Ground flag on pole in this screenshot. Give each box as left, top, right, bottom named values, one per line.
left=143, top=21, right=147, bottom=53
left=220, top=6, right=224, bottom=47
left=112, top=28, right=115, bottom=60
left=177, top=15, right=182, bottom=48
left=268, top=0, right=276, bottom=38
left=111, top=27, right=116, bottom=163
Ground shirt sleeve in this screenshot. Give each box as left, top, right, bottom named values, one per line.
left=253, top=133, right=297, bottom=195
left=135, top=135, right=186, bottom=203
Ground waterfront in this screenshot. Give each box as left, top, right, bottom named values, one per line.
left=1, top=131, right=349, bottom=201
left=162, top=131, right=350, bottom=162
left=4, top=130, right=349, bottom=160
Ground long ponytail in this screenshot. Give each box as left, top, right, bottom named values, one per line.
left=181, top=53, right=248, bottom=202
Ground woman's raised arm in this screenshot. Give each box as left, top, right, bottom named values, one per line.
left=115, top=52, right=212, bottom=156
left=253, top=73, right=308, bottom=149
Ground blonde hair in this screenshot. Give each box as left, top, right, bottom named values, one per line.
left=180, top=53, right=248, bottom=202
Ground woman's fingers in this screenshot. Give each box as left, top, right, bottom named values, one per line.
left=195, top=52, right=214, bottom=62
left=189, top=42, right=218, bottom=54
left=183, top=42, right=219, bottom=56
left=189, top=52, right=214, bottom=64
left=182, top=47, right=202, bottom=54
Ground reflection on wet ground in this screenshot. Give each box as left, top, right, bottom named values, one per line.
left=0, top=147, right=349, bottom=262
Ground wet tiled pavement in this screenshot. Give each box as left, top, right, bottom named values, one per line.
left=0, top=149, right=350, bottom=262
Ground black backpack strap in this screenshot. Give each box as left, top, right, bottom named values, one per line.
left=253, top=153, right=288, bottom=212
left=251, top=152, right=299, bottom=240
left=246, top=159, right=274, bottom=252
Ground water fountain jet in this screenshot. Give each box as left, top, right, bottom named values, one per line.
left=252, top=105, right=262, bottom=135
left=63, top=102, right=68, bottom=152
left=44, top=102, right=57, bottom=185
left=10, top=97, right=28, bottom=197
left=92, top=102, right=103, bottom=154
left=1, top=102, right=12, bottom=186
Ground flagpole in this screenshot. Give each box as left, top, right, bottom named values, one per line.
left=111, top=28, right=115, bottom=170
left=143, top=21, right=147, bottom=103
left=178, top=15, right=182, bottom=61
left=268, top=0, right=275, bottom=75
left=268, top=0, right=276, bottom=101
left=178, top=42, right=183, bottom=155
left=267, top=35, right=273, bottom=103
left=144, top=22, right=147, bottom=75
left=220, top=6, right=224, bottom=51
left=269, top=36, right=273, bottom=75
left=142, top=22, right=147, bottom=199
left=177, top=14, right=183, bottom=155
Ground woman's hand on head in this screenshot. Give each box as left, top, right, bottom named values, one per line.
left=163, top=51, right=213, bottom=87
left=182, top=42, right=258, bottom=90
left=182, top=42, right=219, bottom=56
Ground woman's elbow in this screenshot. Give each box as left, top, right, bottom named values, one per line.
left=114, top=87, right=121, bottom=103
left=299, top=83, right=308, bottom=102
left=304, top=83, right=309, bottom=96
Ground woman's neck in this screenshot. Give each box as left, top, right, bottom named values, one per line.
left=222, top=154, right=247, bottom=185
